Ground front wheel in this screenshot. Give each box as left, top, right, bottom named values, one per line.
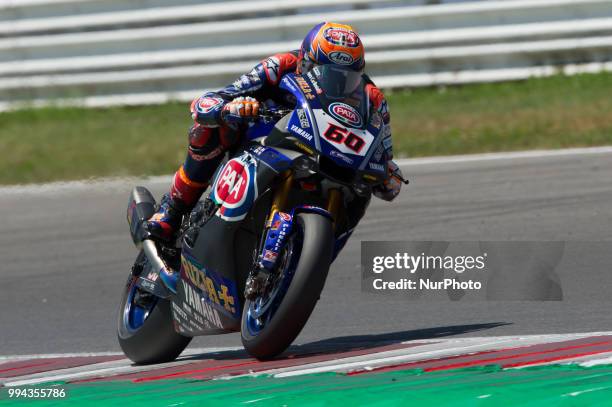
left=117, top=252, right=192, bottom=364
left=241, top=213, right=334, bottom=360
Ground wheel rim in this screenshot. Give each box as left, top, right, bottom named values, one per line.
left=122, top=278, right=158, bottom=334
left=245, top=228, right=303, bottom=336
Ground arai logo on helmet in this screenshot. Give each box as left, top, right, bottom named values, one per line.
left=329, top=102, right=363, bottom=128
left=328, top=51, right=353, bottom=65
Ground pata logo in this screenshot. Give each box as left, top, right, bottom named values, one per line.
left=324, top=27, right=360, bottom=47
left=329, top=102, right=363, bottom=128
left=214, top=159, right=249, bottom=207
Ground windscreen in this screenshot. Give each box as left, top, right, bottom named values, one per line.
left=312, top=65, right=364, bottom=101
left=308, top=64, right=368, bottom=129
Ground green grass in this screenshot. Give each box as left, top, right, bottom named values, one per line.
left=2, top=72, right=612, bottom=185
left=4, top=365, right=612, bottom=406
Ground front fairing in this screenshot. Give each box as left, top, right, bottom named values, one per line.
left=279, top=72, right=387, bottom=182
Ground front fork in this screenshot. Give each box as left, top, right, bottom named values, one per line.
left=245, top=171, right=342, bottom=298
left=265, top=171, right=342, bottom=227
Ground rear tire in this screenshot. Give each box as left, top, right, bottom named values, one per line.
left=241, top=213, right=333, bottom=360
left=117, top=253, right=191, bottom=364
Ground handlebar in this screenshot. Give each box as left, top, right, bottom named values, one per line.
left=258, top=106, right=293, bottom=123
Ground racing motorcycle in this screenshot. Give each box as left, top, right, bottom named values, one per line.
left=117, top=65, right=405, bottom=364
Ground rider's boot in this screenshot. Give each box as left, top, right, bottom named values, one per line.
left=145, top=193, right=187, bottom=241
left=145, top=166, right=208, bottom=242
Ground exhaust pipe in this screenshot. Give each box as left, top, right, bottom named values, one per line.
left=127, top=187, right=178, bottom=293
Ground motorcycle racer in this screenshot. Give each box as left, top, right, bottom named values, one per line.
left=146, top=22, right=404, bottom=241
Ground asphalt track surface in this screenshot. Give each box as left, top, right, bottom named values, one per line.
left=1, top=148, right=612, bottom=356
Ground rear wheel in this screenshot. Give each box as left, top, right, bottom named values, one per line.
left=241, top=213, right=333, bottom=360
left=117, top=252, right=191, bottom=364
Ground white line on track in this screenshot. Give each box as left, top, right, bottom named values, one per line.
left=0, top=346, right=241, bottom=362
left=580, top=354, right=612, bottom=367
left=227, top=332, right=612, bottom=379
left=272, top=339, right=517, bottom=378
left=417, top=332, right=612, bottom=344
left=505, top=351, right=612, bottom=369
left=0, top=351, right=124, bottom=361
left=0, top=146, right=611, bottom=195
left=3, top=333, right=612, bottom=385
left=0, top=346, right=243, bottom=387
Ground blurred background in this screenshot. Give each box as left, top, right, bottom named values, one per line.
left=1, top=0, right=612, bottom=184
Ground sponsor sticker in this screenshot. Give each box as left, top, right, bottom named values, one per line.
left=214, top=160, right=249, bottom=207
left=250, top=145, right=285, bottom=167
left=282, top=76, right=298, bottom=93
left=329, top=102, right=363, bottom=128
left=328, top=51, right=354, bottom=65
left=330, top=149, right=354, bottom=165
left=324, top=27, right=360, bottom=47
left=295, top=141, right=314, bottom=154
left=278, top=212, right=291, bottom=221
left=211, top=154, right=258, bottom=222
left=273, top=222, right=290, bottom=252
left=290, top=124, right=313, bottom=141
left=181, top=255, right=238, bottom=316
left=146, top=271, right=159, bottom=282
left=368, top=162, right=385, bottom=172
left=295, top=76, right=316, bottom=100
left=314, top=109, right=373, bottom=157
left=197, top=97, right=224, bottom=114
left=306, top=71, right=323, bottom=94
left=180, top=280, right=224, bottom=329
left=297, top=109, right=310, bottom=128
left=313, top=81, right=323, bottom=94
left=252, top=146, right=266, bottom=156
left=263, top=250, right=278, bottom=262
left=264, top=56, right=280, bottom=83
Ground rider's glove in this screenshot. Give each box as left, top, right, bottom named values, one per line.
left=373, top=160, right=403, bottom=201
left=221, top=96, right=260, bottom=125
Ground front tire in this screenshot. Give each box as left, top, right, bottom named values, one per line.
left=117, top=252, right=191, bottom=364
left=241, top=213, right=333, bottom=360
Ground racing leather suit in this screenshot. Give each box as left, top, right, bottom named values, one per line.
left=170, top=50, right=399, bottom=210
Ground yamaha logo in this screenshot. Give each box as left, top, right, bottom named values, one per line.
left=329, top=102, right=363, bottom=128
